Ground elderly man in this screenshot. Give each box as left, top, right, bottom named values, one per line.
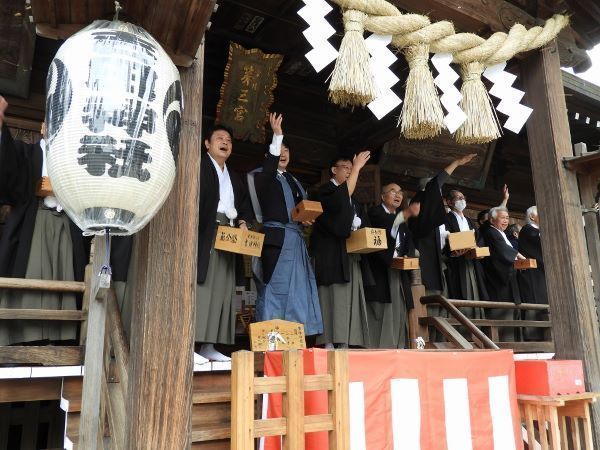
left=482, top=206, right=526, bottom=341
left=365, top=183, right=420, bottom=348
left=444, top=190, right=488, bottom=310
left=518, top=206, right=548, bottom=340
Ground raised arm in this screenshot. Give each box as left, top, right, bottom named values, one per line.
left=346, top=150, right=370, bottom=197
left=499, top=184, right=509, bottom=208
left=262, top=112, right=284, bottom=177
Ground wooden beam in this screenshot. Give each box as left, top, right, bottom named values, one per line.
left=0, top=277, right=85, bottom=292
left=0, top=378, right=62, bottom=403
left=521, top=40, right=600, bottom=439
left=0, top=308, right=84, bottom=320
left=126, top=44, right=202, bottom=450
left=78, top=286, right=108, bottom=450
left=0, top=346, right=84, bottom=365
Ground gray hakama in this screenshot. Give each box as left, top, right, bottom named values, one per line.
left=0, top=207, right=77, bottom=345
left=366, top=268, right=407, bottom=349
left=195, top=213, right=236, bottom=345
left=456, top=259, right=485, bottom=324
left=316, top=254, right=369, bottom=347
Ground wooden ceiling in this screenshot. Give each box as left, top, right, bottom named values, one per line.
left=1, top=0, right=598, bottom=213
left=30, top=0, right=216, bottom=66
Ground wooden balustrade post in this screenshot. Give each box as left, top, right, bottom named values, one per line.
left=328, top=350, right=349, bottom=450
left=283, top=350, right=305, bottom=450
left=231, top=351, right=255, bottom=450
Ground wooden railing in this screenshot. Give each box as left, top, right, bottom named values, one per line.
left=231, top=349, right=349, bottom=450
left=0, top=275, right=87, bottom=365
left=416, top=294, right=553, bottom=352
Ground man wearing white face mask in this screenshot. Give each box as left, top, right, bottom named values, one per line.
left=311, top=152, right=372, bottom=349
left=444, top=190, right=489, bottom=318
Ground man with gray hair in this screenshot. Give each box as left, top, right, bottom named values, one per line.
left=481, top=206, right=526, bottom=340
left=518, top=206, right=548, bottom=340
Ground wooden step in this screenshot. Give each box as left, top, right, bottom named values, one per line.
left=496, top=341, right=555, bottom=353
left=0, top=378, right=62, bottom=403
left=192, top=441, right=230, bottom=449
left=192, top=423, right=231, bottom=442
left=0, top=346, right=84, bottom=366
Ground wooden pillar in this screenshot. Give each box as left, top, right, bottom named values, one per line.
left=126, top=46, right=204, bottom=449
left=521, top=41, right=600, bottom=435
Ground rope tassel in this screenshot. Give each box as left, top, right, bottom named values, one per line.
left=400, top=43, right=445, bottom=139
left=455, top=62, right=501, bottom=145
left=328, top=10, right=378, bottom=107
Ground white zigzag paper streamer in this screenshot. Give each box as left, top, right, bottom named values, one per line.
left=298, top=0, right=338, bottom=73
left=483, top=62, right=533, bottom=134
left=365, top=34, right=402, bottom=120
left=431, top=53, right=466, bottom=134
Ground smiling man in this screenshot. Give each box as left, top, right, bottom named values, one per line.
left=252, top=113, right=322, bottom=336
left=195, top=124, right=253, bottom=363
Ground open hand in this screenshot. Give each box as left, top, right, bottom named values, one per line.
left=456, top=153, right=477, bottom=166
left=502, top=184, right=510, bottom=202
left=269, top=112, right=283, bottom=136
left=301, top=220, right=314, bottom=227
left=352, top=150, right=371, bottom=171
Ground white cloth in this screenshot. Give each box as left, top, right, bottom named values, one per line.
left=269, top=134, right=284, bottom=157
left=382, top=204, right=405, bottom=257
left=439, top=224, right=449, bottom=250
left=39, top=139, right=63, bottom=211
left=331, top=177, right=360, bottom=228
left=451, top=210, right=470, bottom=232
left=208, top=153, right=235, bottom=214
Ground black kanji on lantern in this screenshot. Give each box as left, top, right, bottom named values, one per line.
left=46, top=58, right=73, bottom=142
left=163, top=80, right=183, bottom=162
left=81, top=31, right=158, bottom=138
left=78, top=135, right=152, bottom=182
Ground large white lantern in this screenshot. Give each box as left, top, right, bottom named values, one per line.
left=45, top=20, right=183, bottom=235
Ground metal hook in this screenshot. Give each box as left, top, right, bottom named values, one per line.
left=114, top=1, right=122, bottom=21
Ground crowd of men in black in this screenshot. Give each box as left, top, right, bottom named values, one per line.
left=0, top=98, right=549, bottom=362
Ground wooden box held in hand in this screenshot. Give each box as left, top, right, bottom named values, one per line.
left=36, top=176, right=54, bottom=197
left=291, top=200, right=323, bottom=222
left=214, top=225, right=264, bottom=257
left=465, top=247, right=490, bottom=259
left=515, top=258, right=537, bottom=270
left=391, top=257, right=420, bottom=270
left=346, top=227, right=387, bottom=254
left=448, top=230, right=476, bottom=251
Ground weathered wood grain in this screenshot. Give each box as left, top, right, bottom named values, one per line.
left=126, top=45, right=203, bottom=450
left=522, top=43, right=600, bottom=438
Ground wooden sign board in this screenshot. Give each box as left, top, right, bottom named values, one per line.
left=391, top=257, right=420, bottom=270
left=291, top=200, right=323, bottom=222
left=466, top=247, right=490, bottom=259
left=214, top=226, right=265, bottom=257
left=249, top=319, right=306, bottom=351
left=515, top=258, right=538, bottom=270
left=346, top=227, right=387, bottom=254
left=448, top=231, right=476, bottom=251
left=36, top=176, right=54, bottom=197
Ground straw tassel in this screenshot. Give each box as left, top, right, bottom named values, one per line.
left=455, top=61, right=501, bottom=145
left=399, top=43, right=445, bottom=139
left=328, top=9, right=378, bottom=107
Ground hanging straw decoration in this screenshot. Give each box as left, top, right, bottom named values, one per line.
left=327, top=0, right=568, bottom=143
left=328, top=9, right=376, bottom=107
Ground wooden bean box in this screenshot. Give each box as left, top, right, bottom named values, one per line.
left=36, top=176, right=54, bottom=197
left=391, top=257, right=420, bottom=270
left=346, top=227, right=387, bottom=254
left=465, top=247, right=490, bottom=259
left=291, top=200, right=323, bottom=222
left=448, top=230, right=476, bottom=251
left=214, top=225, right=265, bottom=257
left=515, top=258, right=538, bottom=270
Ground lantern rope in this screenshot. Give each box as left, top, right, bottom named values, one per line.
left=327, top=0, right=568, bottom=143
left=113, top=1, right=122, bottom=21
left=99, top=228, right=112, bottom=285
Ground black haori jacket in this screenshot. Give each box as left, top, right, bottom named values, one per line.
left=197, top=153, right=253, bottom=284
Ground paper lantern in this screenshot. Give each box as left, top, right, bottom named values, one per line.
left=45, top=20, right=183, bottom=235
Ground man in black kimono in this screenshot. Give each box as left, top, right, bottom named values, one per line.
left=252, top=113, right=322, bottom=336
left=444, top=189, right=488, bottom=303
left=311, top=151, right=372, bottom=348
left=408, top=154, right=477, bottom=297
left=0, top=96, right=87, bottom=346
left=365, top=183, right=420, bottom=348
left=195, top=124, right=253, bottom=363
left=482, top=206, right=526, bottom=341
left=518, top=206, right=548, bottom=340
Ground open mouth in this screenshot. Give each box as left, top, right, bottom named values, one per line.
left=219, top=145, right=228, bottom=151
